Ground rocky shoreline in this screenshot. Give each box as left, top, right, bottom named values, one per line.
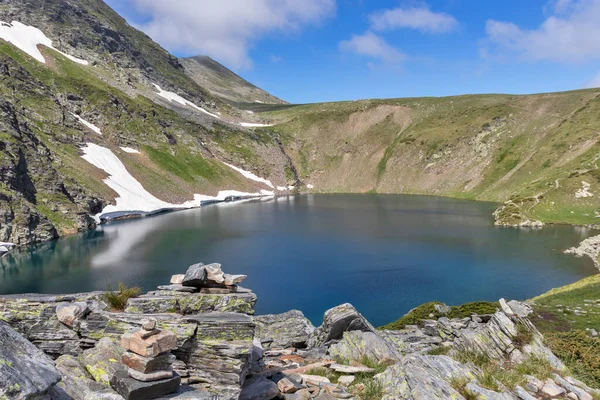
left=1, top=262, right=599, bottom=399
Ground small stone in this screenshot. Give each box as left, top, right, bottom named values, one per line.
left=139, top=328, right=159, bottom=339
left=128, top=367, right=173, bottom=382
left=141, top=319, right=157, bottom=331
left=330, top=364, right=375, bottom=374
left=121, top=330, right=178, bottom=358
left=198, top=287, right=232, bottom=294
left=56, top=302, right=89, bottom=327
left=322, top=383, right=353, bottom=399
left=300, top=374, right=330, bottom=386
left=567, top=392, right=578, bottom=400
left=223, top=274, right=247, bottom=286
left=337, top=376, right=355, bottom=386
left=110, top=370, right=180, bottom=400
left=170, top=274, right=185, bottom=284
left=277, top=377, right=302, bottom=393
left=280, top=355, right=305, bottom=365
left=181, top=263, right=206, bottom=287
left=541, top=379, right=566, bottom=397
left=122, top=352, right=175, bottom=374
left=433, top=303, right=452, bottom=315
left=204, top=263, right=225, bottom=284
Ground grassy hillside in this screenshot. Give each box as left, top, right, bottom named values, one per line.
left=260, top=90, right=600, bottom=225
left=529, top=275, right=600, bottom=387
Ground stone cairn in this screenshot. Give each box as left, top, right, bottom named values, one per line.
left=110, top=318, right=180, bottom=399
left=164, top=262, right=247, bottom=293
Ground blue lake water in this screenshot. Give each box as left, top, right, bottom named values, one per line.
left=0, top=194, right=597, bottom=326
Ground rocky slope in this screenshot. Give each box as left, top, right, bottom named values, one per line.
left=0, top=0, right=300, bottom=248
left=1, top=263, right=598, bottom=399
left=181, top=56, right=287, bottom=106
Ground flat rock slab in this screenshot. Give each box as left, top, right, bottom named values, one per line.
left=121, top=330, right=178, bottom=358
left=157, top=285, right=196, bottom=293
left=330, top=363, right=376, bottom=374
left=123, top=352, right=175, bottom=374
left=111, top=370, right=181, bottom=400
left=125, top=291, right=257, bottom=315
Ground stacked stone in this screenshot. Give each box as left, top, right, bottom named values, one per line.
left=110, top=318, right=180, bottom=400
left=160, top=262, right=247, bottom=293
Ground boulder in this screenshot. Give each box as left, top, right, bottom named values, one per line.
left=122, top=352, right=175, bottom=374
left=307, top=303, right=375, bottom=348
left=0, top=320, right=61, bottom=399
left=255, top=310, right=315, bottom=348
left=239, top=376, right=279, bottom=400
left=49, top=354, right=122, bottom=400
left=400, top=354, right=478, bottom=399
left=56, top=301, right=89, bottom=327
left=82, top=337, right=126, bottom=385
left=375, top=364, right=411, bottom=400
left=181, top=263, right=206, bottom=287
left=328, top=331, right=401, bottom=363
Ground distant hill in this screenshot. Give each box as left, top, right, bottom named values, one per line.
left=181, top=55, right=287, bottom=105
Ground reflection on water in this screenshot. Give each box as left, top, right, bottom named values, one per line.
left=1, top=194, right=597, bottom=326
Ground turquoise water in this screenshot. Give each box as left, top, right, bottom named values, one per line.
left=0, top=194, right=597, bottom=326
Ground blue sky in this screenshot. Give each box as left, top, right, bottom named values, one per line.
left=106, top=0, right=600, bottom=104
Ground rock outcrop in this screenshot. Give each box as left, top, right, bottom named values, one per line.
left=0, top=320, right=61, bottom=399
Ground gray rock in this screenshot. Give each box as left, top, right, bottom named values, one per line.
left=49, top=355, right=121, bottom=400
left=110, top=370, right=180, bottom=400
left=328, top=331, right=402, bottom=363
left=375, top=364, right=411, bottom=400
left=156, top=285, right=196, bottom=293
left=82, top=337, right=126, bottom=385
left=433, top=303, right=452, bottom=315
left=56, top=301, right=89, bottom=327
left=125, top=291, right=256, bottom=315
left=466, top=382, right=516, bottom=399
left=169, top=275, right=185, bottom=285
left=514, top=386, right=537, bottom=400
left=0, top=320, right=61, bottom=399
left=239, top=376, right=279, bottom=400
left=255, top=310, right=315, bottom=348
left=223, top=274, right=247, bottom=286
left=204, top=263, right=225, bottom=285
left=541, top=379, right=566, bottom=397
left=307, top=303, right=375, bottom=347
left=181, top=263, right=206, bottom=287
left=553, top=374, right=593, bottom=400
left=507, top=300, right=532, bottom=318
left=401, top=354, right=478, bottom=399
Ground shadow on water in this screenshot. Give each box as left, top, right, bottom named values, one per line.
left=1, top=194, right=597, bottom=326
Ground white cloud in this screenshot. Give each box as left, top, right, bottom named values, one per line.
left=584, top=72, right=600, bottom=88
left=482, top=0, right=600, bottom=62
left=131, top=0, right=336, bottom=69
left=339, top=31, right=404, bottom=64
left=369, top=6, right=458, bottom=34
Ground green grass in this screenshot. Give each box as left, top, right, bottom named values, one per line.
left=427, top=346, right=452, bottom=356
left=449, top=377, right=478, bottom=400
left=546, top=330, right=600, bottom=388
left=102, top=282, right=142, bottom=311
left=380, top=300, right=499, bottom=330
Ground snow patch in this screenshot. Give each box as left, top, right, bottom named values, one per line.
left=71, top=113, right=102, bottom=135
left=0, top=21, right=88, bottom=65
left=239, top=122, right=275, bottom=128
left=245, top=110, right=254, bottom=114
left=120, top=147, right=140, bottom=154
left=152, top=83, right=220, bottom=119
left=0, top=242, right=14, bottom=254
left=81, top=143, right=272, bottom=220
left=288, top=185, right=295, bottom=190
left=575, top=181, right=594, bottom=198
left=254, top=100, right=264, bottom=103
left=276, top=186, right=288, bottom=191
left=223, top=162, right=274, bottom=188
left=307, top=184, right=314, bottom=189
